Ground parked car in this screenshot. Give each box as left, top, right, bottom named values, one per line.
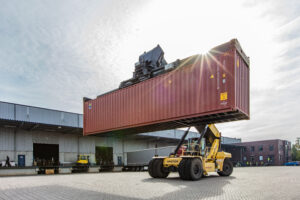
left=284, top=161, right=299, bottom=166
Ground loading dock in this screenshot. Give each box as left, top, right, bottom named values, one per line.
left=33, top=143, right=59, bottom=174
left=96, top=146, right=114, bottom=171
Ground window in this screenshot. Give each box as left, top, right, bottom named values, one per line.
left=259, top=156, right=263, bottom=161
left=269, top=145, right=274, bottom=151
left=279, top=155, right=282, bottom=161
left=243, top=156, right=247, bottom=161
left=251, top=146, right=255, bottom=152
left=259, top=145, right=263, bottom=151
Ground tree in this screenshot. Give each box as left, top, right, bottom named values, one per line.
left=292, top=145, right=300, bottom=161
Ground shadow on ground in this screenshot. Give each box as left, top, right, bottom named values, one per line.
left=142, top=174, right=236, bottom=199
left=0, top=173, right=236, bottom=200
left=1, top=185, right=141, bottom=200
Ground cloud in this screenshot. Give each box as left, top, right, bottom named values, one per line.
left=218, top=0, right=300, bottom=142
left=0, top=0, right=300, bottom=143
left=0, top=0, right=147, bottom=112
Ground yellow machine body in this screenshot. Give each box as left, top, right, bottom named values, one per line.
left=76, top=155, right=89, bottom=165
left=150, top=124, right=233, bottom=180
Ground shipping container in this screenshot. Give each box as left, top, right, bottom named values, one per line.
left=84, top=39, right=250, bottom=136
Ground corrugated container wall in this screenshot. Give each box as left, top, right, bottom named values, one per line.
left=84, top=39, right=250, bottom=136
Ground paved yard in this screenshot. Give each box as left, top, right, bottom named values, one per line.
left=0, top=167, right=299, bottom=200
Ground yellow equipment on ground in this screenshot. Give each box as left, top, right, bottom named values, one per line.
left=148, top=124, right=233, bottom=180
left=72, top=155, right=90, bottom=172
left=76, top=155, right=90, bottom=165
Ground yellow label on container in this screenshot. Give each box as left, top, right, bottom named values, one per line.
left=237, top=59, right=240, bottom=68
left=220, top=92, right=228, bottom=101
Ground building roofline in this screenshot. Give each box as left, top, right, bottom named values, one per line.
left=234, top=139, right=290, bottom=145
left=0, top=100, right=82, bottom=116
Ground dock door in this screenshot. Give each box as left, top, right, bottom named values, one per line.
left=96, top=146, right=114, bottom=170
left=33, top=143, right=59, bottom=166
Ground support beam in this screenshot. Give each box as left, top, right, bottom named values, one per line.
left=14, top=128, right=17, bottom=162
left=28, top=124, right=39, bottom=131
left=195, top=125, right=209, bottom=146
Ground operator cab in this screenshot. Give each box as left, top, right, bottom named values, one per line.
left=177, top=125, right=218, bottom=157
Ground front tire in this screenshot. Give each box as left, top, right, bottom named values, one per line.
left=178, top=159, right=191, bottom=180
left=178, top=158, right=203, bottom=181
left=218, top=159, right=233, bottom=176
left=189, top=158, right=203, bottom=180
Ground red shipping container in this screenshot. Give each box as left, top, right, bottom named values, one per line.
left=83, top=39, right=250, bottom=136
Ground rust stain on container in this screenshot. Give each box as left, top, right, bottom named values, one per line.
left=83, top=39, right=250, bottom=136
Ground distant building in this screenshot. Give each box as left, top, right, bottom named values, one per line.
left=221, top=136, right=241, bottom=144
left=235, top=139, right=292, bottom=166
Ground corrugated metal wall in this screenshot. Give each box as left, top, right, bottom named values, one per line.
left=0, top=101, right=82, bottom=128
left=59, top=134, right=78, bottom=153
left=0, top=102, right=14, bottom=120
left=79, top=137, right=95, bottom=154
left=16, top=130, right=32, bottom=151
left=78, top=114, right=83, bottom=128
left=0, top=128, right=14, bottom=151
left=32, top=131, right=59, bottom=144
left=124, top=139, right=148, bottom=152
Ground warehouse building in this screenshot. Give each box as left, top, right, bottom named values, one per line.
left=0, top=101, right=87, bottom=167
left=0, top=100, right=180, bottom=167
left=0, top=101, right=242, bottom=168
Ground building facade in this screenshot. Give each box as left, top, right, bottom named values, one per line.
left=235, top=140, right=292, bottom=166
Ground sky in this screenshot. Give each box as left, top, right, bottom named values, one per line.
left=0, top=0, right=299, bottom=142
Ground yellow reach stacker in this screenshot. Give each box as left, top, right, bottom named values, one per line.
left=148, top=124, right=233, bottom=181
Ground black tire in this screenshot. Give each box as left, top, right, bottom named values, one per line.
left=154, top=159, right=169, bottom=178
left=178, top=159, right=187, bottom=180
left=148, top=159, right=157, bottom=178
left=218, top=159, right=233, bottom=176
left=178, top=159, right=192, bottom=180
left=189, top=158, right=203, bottom=180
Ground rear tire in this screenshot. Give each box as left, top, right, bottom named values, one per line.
left=148, top=159, right=169, bottom=178
left=218, top=159, right=233, bottom=176
left=154, top=159, right=169, bottom=178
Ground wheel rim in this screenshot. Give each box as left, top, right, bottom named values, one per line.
left=193, top=164, right=200, bottom=175
left=224, top=164, right=230, bottom=173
